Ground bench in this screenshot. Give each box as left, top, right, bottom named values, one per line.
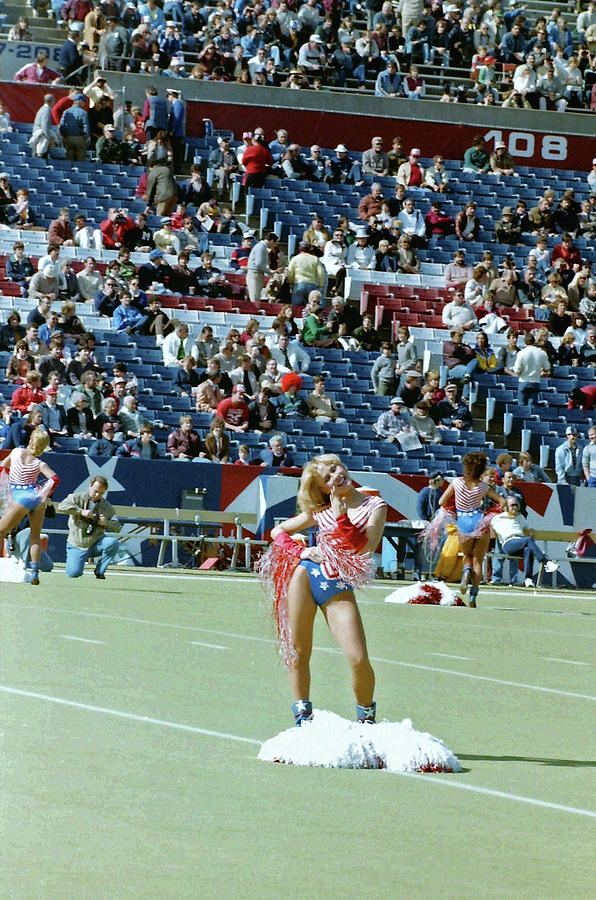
left=112, top=506, right=267, bottom=570
left=485, top=529, right=591, bottom=588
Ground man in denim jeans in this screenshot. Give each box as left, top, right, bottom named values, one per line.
left=58, top=476, right=121, bottom=579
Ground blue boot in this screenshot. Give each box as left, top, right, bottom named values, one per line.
left=356, top=701, right=376, bottom=723
left=292, top=700, right=313, bottom=726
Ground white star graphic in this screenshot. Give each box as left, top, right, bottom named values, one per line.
left=319, top=580, right=329, bottom=591
left=310, top=566, right=321, bottom=577
left=72, top=456, right=127, bottom=496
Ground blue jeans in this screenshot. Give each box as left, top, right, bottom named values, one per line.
left=66, top=535, right=120, bottom=577
left=518, top=382, right=539, bottom=407
left=588, top=477, right=596, bottom=487
left=501, top=536, right=547, bottom=580
left=291, top=281, right=318, bottom=306
left=490, top=538, right=517, bottom=584
left=448, top=361, right=477, bottom=379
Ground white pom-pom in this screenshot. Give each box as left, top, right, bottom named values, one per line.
left=258, top=710, right=460, bottom=773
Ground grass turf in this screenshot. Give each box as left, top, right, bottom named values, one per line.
left=1, top=571, right=594, bottom=899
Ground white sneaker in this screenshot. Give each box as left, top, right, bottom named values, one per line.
left=545, top=560, right=559, bottom=573
left=524, top=578, right=534, bottom=588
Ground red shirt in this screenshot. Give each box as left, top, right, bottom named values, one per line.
left=216, top=398, right=249, bottom=427
left=408, top=162, right=423, bottom=187
left=100, top=216, right=135, bottom=248
left=550, top=244, right=582, bottom=268
left=241, top=144, right=273, bottom=180
left=51, top=95, right=74, bottom=125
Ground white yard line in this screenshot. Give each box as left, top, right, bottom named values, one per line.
left=0, top=685, right=261, bottom=745
left=543, top=657, right=590, bottom=667
left=61, top=635, right=105, bottom=645
left=188, top=641, right=230, bottom=650
left=431, top=653, right=474, bottom=661
left=2, top=602, right=594, bottom=702
left=1, top=683, right=594, bottom=820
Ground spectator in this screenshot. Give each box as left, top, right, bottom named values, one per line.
left=118, top=396, right=151, bottom=439
left=306, top=375, right=342, bottom=422
left=203, top=417, right=230, bottom=463
left=496, top=331, right=520, bottom=376
left=409, top=401, right=441, bottom=443
left=582, top=426, right=596, bottom=487
left=59, top=93, right=89, bottom=161
left=358, top=182, right=385, bottom=221
left=495, top=206, right=522, bottom=244
left=302, top=304, right=337, bottom=348
left=435, top=383, right=473, bottom=430
left=66, top=391, right=94, bottom=437
left=371, top=342, right=396, bottom=395
left=94, top=276, right=121, bottom=317
left=353, top=313, right=381, bottom=351
left=257, top=433, right=295, bottom=468
left=40, top=386, right=67, bottom=438
left=167, top=414, right=204, bottom=460
left=88, top=422, right=120, bottom=458
left=403, top=65, right=426, bottom=99
left=76, top=257, right=103, bottom=302
left=112, top=292, right=146, bottom=334
left=138, top=249, right=172, bottom=293
left=554, top=426, right=584, bottom=485
left=425, top=201, right=454, bottom=239
left=269, top=332, right=310, bottom=373
left=11, top=371, right=45, bottom=414
left=325, top=144, right=362, bottom=185
left=172, top=356, right=199, bottom=397
left=362, top=137, right=390, bottom=177
left=118, top=425, right=160, bottom=460
left=491, top=497, right=559, bottom=589
left=548, top=300, right=572, bottom=337
left=424, top=155, right=449, bottom=193
left=145, top=159, right=178, bottom=217
left=579, top=327, right=596, bottom=367
left=375, top=396, right=410, bottom=442
left=442, top=289, right=476, bottom=330
left=6, top=242, right=35, bottom=296
left=248, top=386, right=278, bottom=433
left=513, top=331, right=550, bottom=406
left=38, top=340, right=67, bottom=386
left=285, top=241, right=326, bottom=307
left=462, top=135, right=490, bottom=174
left=6, top=341, right=35, bottom=384
left=442, top=325, right=477, bottom=382
left=246, top=232, right=278, bottom=304
left=230, top=354, right=260, bottom=401
left=216, top=385, right=250, bottom=432
left=472, top=331, right=499, bottom=375
left=162, top=322, right=194, bottom=368
left=375, top=60, right=401, bottom=96
left=512, top=451, right=551, bottom=483
left=397, top=148, right=425, bottom=189
left=277, top=372, right=309, bottom=419
left=14, top=50, right=60, bottom=84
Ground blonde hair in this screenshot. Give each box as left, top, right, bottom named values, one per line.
left=297, top=453, right=345, bottom=514
left=28, top=427, right=50, bottom=456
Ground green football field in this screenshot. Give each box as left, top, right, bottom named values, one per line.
left=1, top=570, right=594, bottom=899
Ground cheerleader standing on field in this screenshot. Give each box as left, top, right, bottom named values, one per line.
left=257, top=454, right=387, bottom=726
left=0, top=428, right=59, bottom=585
left=439, top=452, right=505, bottom=608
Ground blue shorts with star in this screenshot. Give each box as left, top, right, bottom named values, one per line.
left=299, top=559, right=354, bottom=606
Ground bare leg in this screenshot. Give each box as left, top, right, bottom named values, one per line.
left=286, top=566, right=317, bottom=701
left=322, top=592, right=375, bottom=707
left=0, top=502, right=27, bottom=541
left=27, top=502, right=46, bottom=564
left=472, top=533, right=490, bottom=587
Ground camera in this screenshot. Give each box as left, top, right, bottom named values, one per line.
left=85, top=513, right=99, bottom=535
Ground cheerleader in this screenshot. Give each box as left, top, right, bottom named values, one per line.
left=257, top=454, right=386, bottom=726
left=0, top=428, right=59, bottom=585
left=438, top=452, right=504, bottom=607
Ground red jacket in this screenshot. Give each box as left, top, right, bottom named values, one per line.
left=100, top=216, right=135, bottom=248
left=241, top=144, right=273, bottom=181
left=11, top=385, right=45, bottom=413
left=550, top=244, right=582, bottom=268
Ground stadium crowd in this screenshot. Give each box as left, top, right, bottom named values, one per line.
left=9, top=0, right=596, bottom=110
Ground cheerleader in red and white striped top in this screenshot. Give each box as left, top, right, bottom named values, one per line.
left=257, top=454, right=387, bottom=727
left=439, top=451, right=504, bottom=608
left=0, top=428, right=59, bottom=585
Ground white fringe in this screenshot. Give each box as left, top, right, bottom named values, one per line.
left=258, top=709, right=460, bottom=773
left=384, top=580, right=460, bottom=606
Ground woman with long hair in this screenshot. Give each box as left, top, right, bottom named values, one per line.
left=438, top=452, right=504, bottom=607
left=0, top=428, right=59, bottom=584
left=257, top=454, right=386, bottom=725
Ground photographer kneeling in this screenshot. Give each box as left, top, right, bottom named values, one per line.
left=58, top=476, right=121, bottom=579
